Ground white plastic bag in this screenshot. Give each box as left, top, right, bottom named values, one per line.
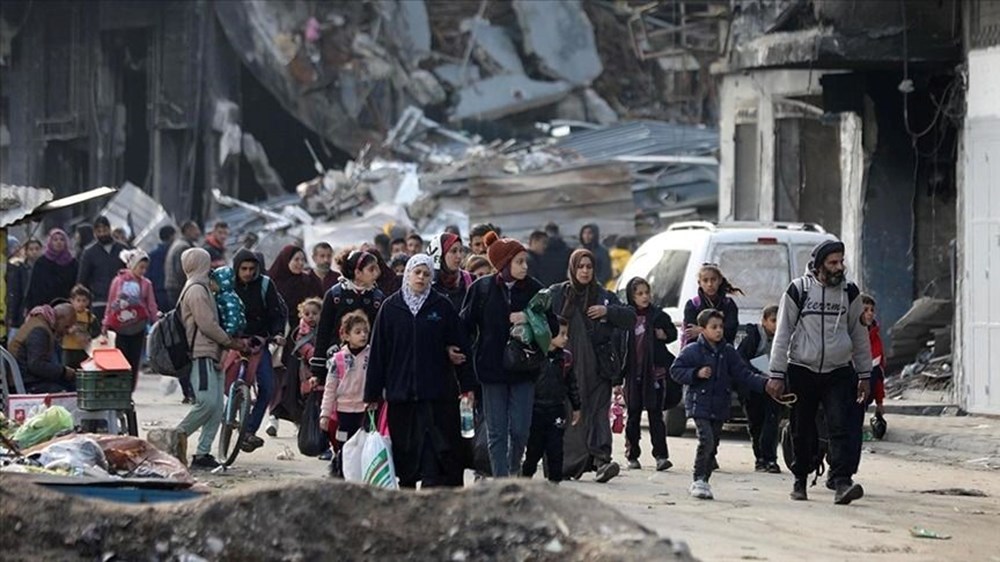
left=361, top=431, right=398, bottom=490
left=341, top=428, right=368, bottom=483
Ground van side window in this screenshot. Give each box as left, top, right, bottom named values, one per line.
left=715, top=245, right=790, bottom=310
left=646, top=250, right=690, bottom=309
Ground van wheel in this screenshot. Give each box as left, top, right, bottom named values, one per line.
left=666, top=406, right=687, bottom=437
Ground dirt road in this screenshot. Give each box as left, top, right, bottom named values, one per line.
left=135, top=374, right=1000, bottom=561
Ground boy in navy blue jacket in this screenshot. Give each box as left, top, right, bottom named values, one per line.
left=671, top=309, right=782, bottom=499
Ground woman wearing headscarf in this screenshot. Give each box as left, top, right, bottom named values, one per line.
left=24, top=229, right=79, bottom=309
left=548, top=249, right=635, bottom=483
left=429, top=232, right=474, bottom=311
left=460, top=231, right=553, bottom=478
left=103, top=248, right=159, bottom=391
left=364, top=254, right=475, bottom=488
left=265, top=244, right=325, bottom=436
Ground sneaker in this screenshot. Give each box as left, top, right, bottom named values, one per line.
left=627, top=459, right=641, bottom=470
left=765, top=462, right=782, bottom=474
left=594, top=461, right=621, bottom=483
left=689, top=479, right=714, bottom=500
left=655, top=458, right=673, bottom=472
left=181, top=396, right=193, bottom=405
left=754, top=461, right=767, bottom=473
left=240, top=434, right=265, bottom=453
left=265, top=416, right=278, bottom=437
left=790, top=479, right=808, bottom=501
left=190, top=454, right=221, bottom=469
left=834, top=482, right=865, bottom=505
left=318, top=448, right=333, bottom=461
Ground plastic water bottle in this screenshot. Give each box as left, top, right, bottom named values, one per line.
left=460, top=395, right=475, bottom=438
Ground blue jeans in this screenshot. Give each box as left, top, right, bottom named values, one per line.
left=481, top=381, right=535, bottom=477
left=247, top=347, right=275, bottom=435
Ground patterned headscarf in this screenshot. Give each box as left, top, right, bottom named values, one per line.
left=401, top=254, right=434, bottom=316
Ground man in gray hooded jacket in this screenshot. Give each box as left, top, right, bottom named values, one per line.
left=769, top=240, right=871, bottom=505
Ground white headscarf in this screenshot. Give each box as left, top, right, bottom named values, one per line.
left=401, top=254, right=434, bottom=316
left=119, top=248, right=149, bottom=272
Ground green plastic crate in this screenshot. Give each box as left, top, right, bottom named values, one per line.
left=76, top=370, right=133, bottom=411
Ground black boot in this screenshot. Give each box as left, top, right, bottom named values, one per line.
left=790, top=478, right=808, bottom=501
left=834, top=481, right=865, bottom=505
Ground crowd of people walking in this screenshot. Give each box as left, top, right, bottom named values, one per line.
left=5, top=215, right=881, bottom=504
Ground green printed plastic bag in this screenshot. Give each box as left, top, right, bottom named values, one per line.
left=525, top=289, right=552, bottom=352
left=13, top=406, right=73, bottom=448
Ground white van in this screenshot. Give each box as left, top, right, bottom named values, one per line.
left=615, top=221, right=838, bottom=435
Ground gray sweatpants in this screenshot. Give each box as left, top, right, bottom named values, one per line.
left=177, top=358, right=224, bottom=456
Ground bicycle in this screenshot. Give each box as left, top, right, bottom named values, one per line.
left=216, top=336, right=267, bottom=470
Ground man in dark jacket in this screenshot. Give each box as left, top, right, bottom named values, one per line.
left=77, top=216, right=127, bottom=318
left=165, top=221, right=202, bottom=306
left=147, top=225, right=176, bottom=312
left=769, top=240, right=871, bottom=505
left=579, top=224, right=612, bottom=286
left=536, top=223, right=572, bottom=287
left=232, top=249, right=288, bottom=452
left=525, top=230, right=548, bottom=280
left=203, top=221, right=229, bottom=268
left=521, top=318, right=581, bottom=483
left=737, top=305, right=781, bottom=474
left=10, top=303, right=76, bottom=393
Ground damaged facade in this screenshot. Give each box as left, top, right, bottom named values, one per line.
left=716, top=0, right=998, bottom=414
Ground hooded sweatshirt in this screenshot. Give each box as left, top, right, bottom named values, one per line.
left=579, top=224, right=612, bottom=286
left=179, top=249, right=232, bottom=361
left=769, top=272, right=871, bottom=380
left=233, top=249, right=288, bottom=338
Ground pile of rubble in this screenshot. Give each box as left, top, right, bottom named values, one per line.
left=885, top=297, right=953, bottom=399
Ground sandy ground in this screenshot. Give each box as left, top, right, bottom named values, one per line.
left=134, top=373, right=1000, bottom=562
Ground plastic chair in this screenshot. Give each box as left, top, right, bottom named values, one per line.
left=1, top=346, right=27, bottom=415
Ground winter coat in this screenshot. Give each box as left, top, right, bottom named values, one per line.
left=312, top=280, right=385, bottom=381
left=77, top=241, right=128, bottom=306
left=534, top=349, right=582, bottom=411
left=869, top=322, right=885, bottom=404
left=579, top=224, right=612, bottom=286
left=147, top=241, right=171, bottom=311
left=671, top=335, right=767, bottom=421
left=24, top=255, right=78, bottom=310
left=232, top=249, right=288, bottom=339
left=10, top=313, right=65, bottom=390
left=682, top=290, right=740, bottom=346
left=460, top=274, right=553, bottom=385
left=769, top=273, right=871, bottom=379
left=5, top=261, right=29, bottom=328
left=432, top=270, right=473, bottom=313
left=364, top=290, right=474, bottom=403
left=164, top=239, right=195, bottom=293
left=268, top=245, right=325, bottom=329
left=179, top=250, right=233, bottom=361
left=320, top=346, right=370, bottom=418
left=736, top=323, right=773, bottom=374
left=103, top=270, right=159, bottom=333
left=210, top=266, right=246, bottom=336
left=625, top=306, right=677, bottom=410
left=548, top=282, right=635, bottom=386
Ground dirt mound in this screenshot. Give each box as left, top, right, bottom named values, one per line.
left=0, top=476, right=695, bottom=561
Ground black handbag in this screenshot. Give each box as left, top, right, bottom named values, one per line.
left=502, top=338, right=546, bottom=373
left=297, top=391, right=329, bottom=457
left=594, top=327, right=629, bottom=382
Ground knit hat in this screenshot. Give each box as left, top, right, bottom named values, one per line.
left=484, top=231, right=525, bottom=273
left=465, top=254, right=490, bottom=273
left=119, top=248, right=149, bottom=271
left=810, top=240, right=845, bottom=271
left=427, top=232, right=461, bottom=271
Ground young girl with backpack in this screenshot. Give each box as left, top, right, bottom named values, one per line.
left=103, top=248, right=159, bottom=391
left=681, top=263, right=743, bottom=347
left=319, top=311, right=371, bottom=477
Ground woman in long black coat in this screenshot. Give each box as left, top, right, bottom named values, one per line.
left=25, top=229, right=78, bottom=309
left=364, top=254, right=475, bottom=488
left=548, top=249, right=635, bottom=483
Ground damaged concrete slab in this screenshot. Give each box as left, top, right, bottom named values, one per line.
left=433, top=62, right=482, bottom=88
left=512, top=0, right=603, bottom=86
left=451, top=75, right=573, bottom=122
left=376, top=0, right=432, bottom=64
left=462, top=17, right=525, bottom=75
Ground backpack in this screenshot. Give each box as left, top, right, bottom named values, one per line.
left=146, top=284, right=202, bottom=377
left=107, top=277, right=150, bottom=335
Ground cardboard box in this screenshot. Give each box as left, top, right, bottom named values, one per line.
left=7, top=393, right=79, bottom=424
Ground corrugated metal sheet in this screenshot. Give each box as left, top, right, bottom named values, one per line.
left=100, top=183, right=175, bottom=253
left=555, top=120, right=718, bottom=161
left=0, top=185, right=55, bottom=228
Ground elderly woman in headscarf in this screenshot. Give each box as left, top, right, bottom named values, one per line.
left=548, top=248, right=635, bottom=483
left=24, top=229, right=78, bottom=309
left=103, top=248, right=159, bottom=390
left=364, top=254, right=475, bottom=488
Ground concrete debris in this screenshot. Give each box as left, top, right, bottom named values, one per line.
left=432, top=62, right=482, bottom=88
left=462, top=17, right=525, bottom=76
left=404, top=69, right=448, bottom=107
left=241, top=133, right=287, bottom=198
left=555, top=89, right=619, bottom=125
left=512, top=0, right=603, bottom=86
left=451, top=74, right=574, bottom=122
left=376, top=0, right=432, bottom=64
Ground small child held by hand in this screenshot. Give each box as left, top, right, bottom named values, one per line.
left=63, top=285, right=101, bottom=369
left=294, top=298, right=322, bottom=395
left=671, top=309, right=779, bottom=500
left=319, top=311, right=371, bottom=477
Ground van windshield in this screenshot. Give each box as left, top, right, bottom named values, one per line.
left=714, top=244, right=790, bottom=310
left=620, top=249, right=690, bottom=309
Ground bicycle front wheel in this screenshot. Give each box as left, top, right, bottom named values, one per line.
left=218, top=382, right=251, bottom=467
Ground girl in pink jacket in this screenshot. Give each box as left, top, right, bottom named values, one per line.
left=319, top=311, right=371, bottom=477
left=103, top=248, right=159, bottom=390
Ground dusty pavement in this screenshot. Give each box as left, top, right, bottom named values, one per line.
left=124, top=373, right=1000, bottom=561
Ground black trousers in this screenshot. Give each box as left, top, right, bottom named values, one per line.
left=625, top=400, right=669, bottom=461
left=742, top=392, right=780, bottom=464
left=115, top=331, right=145, bottom=392
left=522, top=406, right=566, bottom=483
left=693, top=418, right=723, bottom=481
left=787, top=364, right=859, bottom=484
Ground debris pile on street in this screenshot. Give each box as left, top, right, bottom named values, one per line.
left=0, top=478, right=695, bottom=562
left=885, top=297, right=954, bottom=400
